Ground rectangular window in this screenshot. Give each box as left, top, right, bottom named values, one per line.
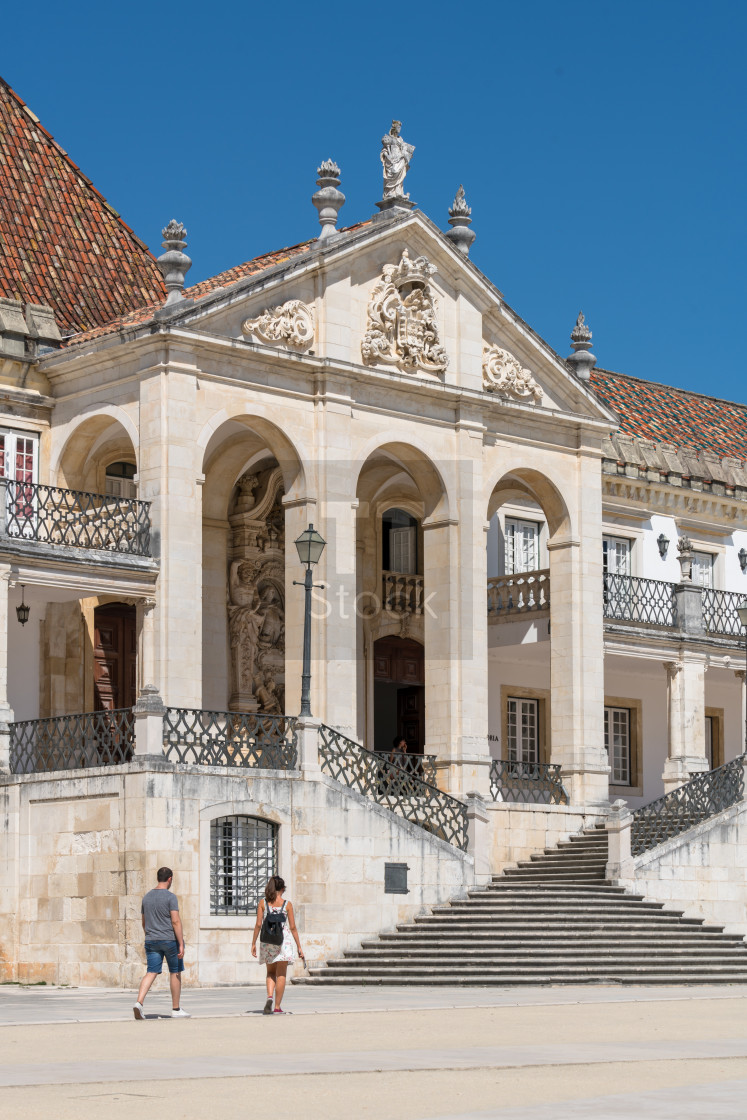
left=602, top=536, right=631, bottom=575
left=692, top=551, right=714, bottom=588
left=390, top=526, right=416, bottom=574
left=210, top=816, right=277, bottom=916
left=604, top=706, right=631, bottom=785
left=505, top=518, right=539, bottom=574
left=506, top=697, right=539, bottom=763
left=0, top=428, right=38, bottom=484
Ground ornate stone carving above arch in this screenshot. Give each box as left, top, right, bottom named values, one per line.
left=227, top=465, right=286, bottom=714
left=482, top=344, right=543, bottom=404
left=241, top=300, right=314, bottom=351
left=362, top=249, right=448, bottom=376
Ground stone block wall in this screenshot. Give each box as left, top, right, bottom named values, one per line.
left=486, top=802, right=603, bottom=872
left=0, top=762, right=473, bottom=988
left=630, top=802, right=747, bottom=937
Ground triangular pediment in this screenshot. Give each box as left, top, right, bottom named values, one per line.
left=150, top=210, right=615, bottom=426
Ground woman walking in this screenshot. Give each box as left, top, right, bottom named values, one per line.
left=251, top=875, right=304, bottom=1014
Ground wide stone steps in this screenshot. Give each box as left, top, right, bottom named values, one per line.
left=299, top=824, right=747, bottom=986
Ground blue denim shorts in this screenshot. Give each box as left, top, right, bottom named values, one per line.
left=144, top=939, right=184, bottom=975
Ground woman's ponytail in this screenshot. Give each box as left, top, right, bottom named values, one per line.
left=265, top=875, right=286, bottom=903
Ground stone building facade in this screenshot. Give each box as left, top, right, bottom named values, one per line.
left=0, top=85, right=745, bottom=985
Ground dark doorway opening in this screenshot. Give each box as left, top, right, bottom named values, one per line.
left=373, top=636, right=424, bottom=754
left=93, top=603, right=137, bottom=711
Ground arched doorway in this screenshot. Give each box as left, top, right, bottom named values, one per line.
left=373, top=636, right=424, bottom=754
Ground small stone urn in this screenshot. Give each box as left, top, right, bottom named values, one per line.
left=677, top=535, right=694, bottom=583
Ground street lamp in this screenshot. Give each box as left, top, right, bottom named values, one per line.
left=738, top=603, right=747, bottom=753
left=293, top=524, right=326, bottom=718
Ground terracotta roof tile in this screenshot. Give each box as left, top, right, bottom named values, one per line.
left=0, top=77, right=165, bottom=335
left=589, top=369, right=747, bottom=461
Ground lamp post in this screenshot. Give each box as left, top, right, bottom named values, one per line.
left=738, top=603, right=747, bottom=753
left=293, top=524, right=326, bottom=718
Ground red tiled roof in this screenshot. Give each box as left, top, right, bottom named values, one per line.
left=0, top=77, right=166, bottom=336
left=590, top=369, right=747, bottom=461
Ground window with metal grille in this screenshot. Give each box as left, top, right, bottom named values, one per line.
left=210, top=816, right=277, bottom=916
left=506, top=697, right=539, bottom=763
left=505, top=518, right=539, bottom=574
left=604, top=707, right=631, bottom=785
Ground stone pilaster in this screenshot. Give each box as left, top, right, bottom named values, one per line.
left=662, top=654, right=709, bottom=792
left=132, top=685, right=165, bottom=758
left=606, top=798, right=635, bottom=883
left=465, top=792, right=490, bottom=886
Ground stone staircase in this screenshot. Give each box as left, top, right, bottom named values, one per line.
left=301, top=827, right=747, bottom=985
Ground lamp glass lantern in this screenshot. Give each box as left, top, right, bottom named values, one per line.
left=657, top=533, right=670, bottom=559
left=294, top=524, right=326, bottom=568
left=739, top=547, right=747, bottom=573
left=16, top=585, right=30, bottom=626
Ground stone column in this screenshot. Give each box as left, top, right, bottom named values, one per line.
left=662, top=654, right=709, bottom=792
left=136, top=598, right=157, bottom=694
left=0, top=567, right=13, bottom=771
left=318, top=492, right=358, bottom=741
left=423, top=517, right=459, bottom=786
left=547, top=535, right=609, bottom=806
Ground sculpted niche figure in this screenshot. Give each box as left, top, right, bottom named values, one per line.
left=228, top=560, right=264, bottom=700
left=381, top=120, right=414, bottom=200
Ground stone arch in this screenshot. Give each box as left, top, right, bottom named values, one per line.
left=52, top=407, right=139, bottom=492
left=486, top=466, right=572, bottom=541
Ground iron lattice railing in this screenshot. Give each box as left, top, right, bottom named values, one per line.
left=163, top=708, right=298, bottom=769
left=702, top=588, right=747, bottom=637
left=9, top=709, right=134, bottom=773
left=489, top=759, right=569, bottom=805
left=0, top=479, right=151, bottom=557
left=603, top=573, right=676, bottom=627
left=371, top=751, right=437, bottom=786
left=382, top=571, right=424, bottom=614
left=487, top=569, right=550, bottom=618
left=631, top=756, right=745, bottom=856
left=319, top=724, right=468, bottom=850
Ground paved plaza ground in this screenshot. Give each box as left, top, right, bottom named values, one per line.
left=1, top=983, right=746, bottom=1119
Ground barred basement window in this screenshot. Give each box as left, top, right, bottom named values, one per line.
left=210, top=816, right=277, bottom=916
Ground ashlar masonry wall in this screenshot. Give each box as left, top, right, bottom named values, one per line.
left=0, top=762, right=473, bottom=988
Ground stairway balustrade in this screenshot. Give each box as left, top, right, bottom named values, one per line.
left=631, top=755, right=746, bottom=855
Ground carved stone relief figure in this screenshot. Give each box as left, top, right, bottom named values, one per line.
left=362, top=249, right=448, bottom=376
left=227, top=467, right=286, bottom=713
left=482, top=344, right=543, bottom=404
left=242, top=300, right=314, bottom=350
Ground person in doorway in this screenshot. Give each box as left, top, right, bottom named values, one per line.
left=251, top=875, right=304, bottom=1014
left=389, top=735, right=409, bottom=765
left=133, top=867, right=190, bottom=1020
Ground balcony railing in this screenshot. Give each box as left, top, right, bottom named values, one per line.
left=163, top=708, right=298, bottom=769
left=0, top=479, right=151, bottom=557
left=603, top=573, right=676, bottom=628
left=319, top=724, right=468, bottom=850
left=632, top=756, right=745, bottom=855
left=371, top=750, right=437, bottom=786
left=489, top=759, right=569, bottom=805
left=702, top=588, right=747, bottom=637
left=382, top=571, right=424, bottom=614
left=487, top=570, right=550, bottom=619
left=9, top=709, right=134, bottom=773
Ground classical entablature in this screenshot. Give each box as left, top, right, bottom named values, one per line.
left=361, top=248, right=448, bottom=376
left=602, top=476, right=747, bottom=525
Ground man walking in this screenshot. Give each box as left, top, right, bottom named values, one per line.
left=133, top=866, right=190, bottom=1019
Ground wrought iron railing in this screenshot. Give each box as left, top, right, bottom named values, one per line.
left=489, top=759, right=569, bottom=805
left=9, top=709, right=134, bottom=773
left=319, top=724, right=468, bottom=850
left=603, top=574, right=676, bottom=628
left=0, top=479, right=151, bottom=557
left=371, top=750, right=437, bottom=786
left=163, top=708, right=298, bottom=769
left=487, top=569, right=550, bottom=618
left=702, top=588, right=747, bottom=637
left=631, top=756, right=745, bottom=856
left=382, top=571, right=424, bottom=614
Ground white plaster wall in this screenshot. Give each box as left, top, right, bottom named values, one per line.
left=487, top=646, right=550, bottom=762
left=603, top=654, right=668, bottom=809
left=705, top=664, right=744, bottom=762
left=631, top=800, right=747, bottom=938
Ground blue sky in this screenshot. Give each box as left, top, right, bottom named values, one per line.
left=3, top=1, right=745, bottom=398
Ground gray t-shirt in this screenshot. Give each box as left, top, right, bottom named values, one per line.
left=141, top=888, right=179, bottom=940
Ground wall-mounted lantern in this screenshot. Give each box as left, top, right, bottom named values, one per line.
left=16, top=584, right=30, bottom=626
left=657, top=533, right=670, bottom=559
left=739, top=547, right=747, bottom=573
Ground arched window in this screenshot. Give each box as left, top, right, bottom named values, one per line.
left=105, top=461, right=136, bottom=499
left=210, top=815, right=277, bottom=915
left=382, top=508, right=418, bottom=574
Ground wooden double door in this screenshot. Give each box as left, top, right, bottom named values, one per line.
left=93, top=604, right=137, bottom=711
left=373, top=636, right=425, bottom=754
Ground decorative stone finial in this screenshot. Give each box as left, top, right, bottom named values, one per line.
left=444, top=185, right=476, bottom=257
left=376, top=120, right=416, bottom=215
left=156, top=220, right=192, bottom=307
left=566, top=311, right=596, bottom=381
left=677, top=536, right=694, bottom=583
left=312, top=159, right=345, bottom=241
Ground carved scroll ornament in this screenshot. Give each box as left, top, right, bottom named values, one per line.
left=482, top=345, right=543, bottom=404
left=242, top=299, right=314, bottom=350
left=361, top=249, right=448, bottom=375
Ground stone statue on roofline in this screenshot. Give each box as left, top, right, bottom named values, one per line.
left=380, top=120, right=415, bottom=202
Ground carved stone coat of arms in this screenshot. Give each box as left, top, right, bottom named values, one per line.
left=362, top=249, right=448, bottom=376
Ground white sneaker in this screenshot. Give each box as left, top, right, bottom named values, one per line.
left=133, top=1002, right=144, bottom=1020
left=171, top=1008, right=191, bottom=1018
